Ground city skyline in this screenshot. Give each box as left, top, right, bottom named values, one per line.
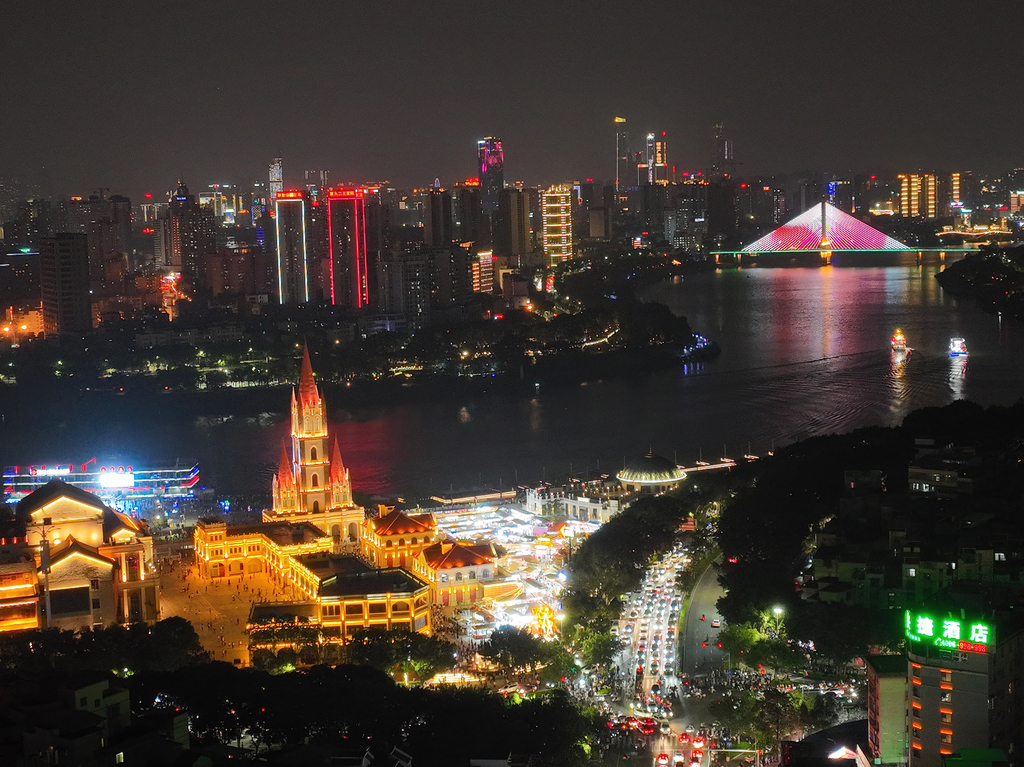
left=2, top=1, right=1021, bottom=201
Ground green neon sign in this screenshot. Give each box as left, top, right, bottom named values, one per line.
left=905, top=610, right=993, bottom=654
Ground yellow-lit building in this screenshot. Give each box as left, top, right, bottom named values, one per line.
left=899, top=174, right=938, bottom=219
left=193, top=347, right=511, bottom=648
left=542, top=185, right=574, bottom=266
left=411, top=539, right=508, bottom=607
left=0, top=480, right=160, bottom=633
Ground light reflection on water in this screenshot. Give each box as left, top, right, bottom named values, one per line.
left=5, top=262, right=1022, bottom=498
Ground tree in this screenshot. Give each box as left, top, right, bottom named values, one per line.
left=346, top=627, right=457, bottom=682
left=479, top=626, right=549, bottom=674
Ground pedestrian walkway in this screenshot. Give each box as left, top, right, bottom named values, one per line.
left=158, top=560, right=297, bottom=667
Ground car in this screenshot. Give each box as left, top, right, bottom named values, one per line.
left=656, top=756, right=670, bottom=766
left=660, top=723, right=672, bottom=736
left=678, top=733, right=690, bottom=744
left=691, top=750, right=704, bottom=761
left=711, top=619, right=721, bottom=628
left=685, top=724, right=695, bottom=733
left=692, top=737, right=705, bottom=749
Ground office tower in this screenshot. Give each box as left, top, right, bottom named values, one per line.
left=712, top=122, right=734, bottom=177
left=495, top=188, right=530, bottom=258
left=477, top=137, right=504, bottom=215
left=899, top=174, right=938, bottom=218
left=454, top=186, right=483, bottom=245
left=40, top=234, right=91, bottom=335
left=424, top=189, right=453, bottom=247
left=274, top=190, right=310, bottom=304
left=304, top=169, right=329, bottom=195
left=168, top=181, right=216, bottom=293
left=614, top=117, right=629, bottom=193
left=325, top=189, right=369, bottom=308
left=269, top=158, right=284, bottom=198
left=541, top=185, right=573, bottom=266
left=654, top=133, right=668, bottom=182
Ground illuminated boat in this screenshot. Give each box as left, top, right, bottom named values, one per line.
left=891, top=329, right=907, bottom=351
left=948, top=337, right=968, bottom=357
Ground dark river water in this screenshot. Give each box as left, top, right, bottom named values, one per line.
left=5, top=256, right=1023, bottom=499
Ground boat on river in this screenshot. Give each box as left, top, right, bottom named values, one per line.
left=949, top=337, right=968, bottom=357
left=891, top=329, right=907, bottom=351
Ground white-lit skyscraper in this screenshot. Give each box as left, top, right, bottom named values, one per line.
left=274, top=190, right=309, bottom=304
left=269, top=158, right=284, bottom=198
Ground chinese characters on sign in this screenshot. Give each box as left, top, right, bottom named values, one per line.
left=905, top=611, right=992, bottom=653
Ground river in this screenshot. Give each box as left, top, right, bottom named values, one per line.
left=5, top=256, right=1023, bottom=499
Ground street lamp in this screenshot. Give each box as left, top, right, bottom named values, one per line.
left=772, top=606, right=784, bottom=637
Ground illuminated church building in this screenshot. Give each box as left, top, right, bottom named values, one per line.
left=268, top=347, right=362, bottom=546
left=194, top=347, right=507, bottom=640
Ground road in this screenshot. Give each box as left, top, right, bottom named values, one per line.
left=680, top=559, right=726, bottom=678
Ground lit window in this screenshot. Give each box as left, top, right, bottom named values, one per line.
left=940, top=732, right=952, bottom=745
left=941, top=692, right=952, bottom=703
left=116, top=754, right=124, bottom=764
left=908, top=568, right=917, bottom=577
left=940, top=670, right=952, bottom=683
left=941, top=711, right=952, bottom=724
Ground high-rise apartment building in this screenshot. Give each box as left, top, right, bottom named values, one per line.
left=541, top=185, right=573, bottom=266
left=377, top=246, right=472, bottom=330
left=899, top=174, right=938, bottom=218
left=477, top=137, right=504, bottom=215
left=495, top=188, right=531, bottom=258
left=424, top=189, right=453, bottom=247
left=274, top=190, right=310, bottom=304
left=168, top=181, right=216, bottom=293
left=67, top=192, right=132, bottom=291
left=40, top=234, right=92, bottom=336
left=325, top=189, right=369, bottom=308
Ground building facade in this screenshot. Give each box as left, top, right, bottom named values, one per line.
left=326, top=189, right=370, bottom=308
left=541, top=185, right=573, bottom=266
left=40, top=233, right=92, bottom=336
left=274, top=190, right=310, bottom=304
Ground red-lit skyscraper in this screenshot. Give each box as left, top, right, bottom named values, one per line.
left=274, top=190, right=310, bottom=304
left=326, top=189, right=369, bottom=308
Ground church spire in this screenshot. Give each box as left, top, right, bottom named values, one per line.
left=277, top=443, right=294, bottom=488
left=330, top=438, right=346, bottom=483
left=298, top=344, right=319, bottom=407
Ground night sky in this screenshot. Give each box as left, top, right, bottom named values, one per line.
left=2, top=1, right=1019, bottom=199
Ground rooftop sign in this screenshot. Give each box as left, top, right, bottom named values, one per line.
left=905, top=610, right=993, bottom=654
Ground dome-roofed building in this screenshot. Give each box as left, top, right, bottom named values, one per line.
left=617, top=452, right=686, bottom=496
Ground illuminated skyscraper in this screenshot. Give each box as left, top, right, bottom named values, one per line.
left=269, top=158, right=283, bottom=198
left=326, top=189, right=369, bottom=308
left=898, top=174, right=938, bottom=218
left=712, top=123, right=734, bottom=177
left=614, top=117, right=628, bottom=193
left=168, top=181, right=216, bottom=293
left=477, top=137, right=504, bottom=215
left=541, top=185, right=573, bottom=267
left=274, top=190, right=310, bottom=304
